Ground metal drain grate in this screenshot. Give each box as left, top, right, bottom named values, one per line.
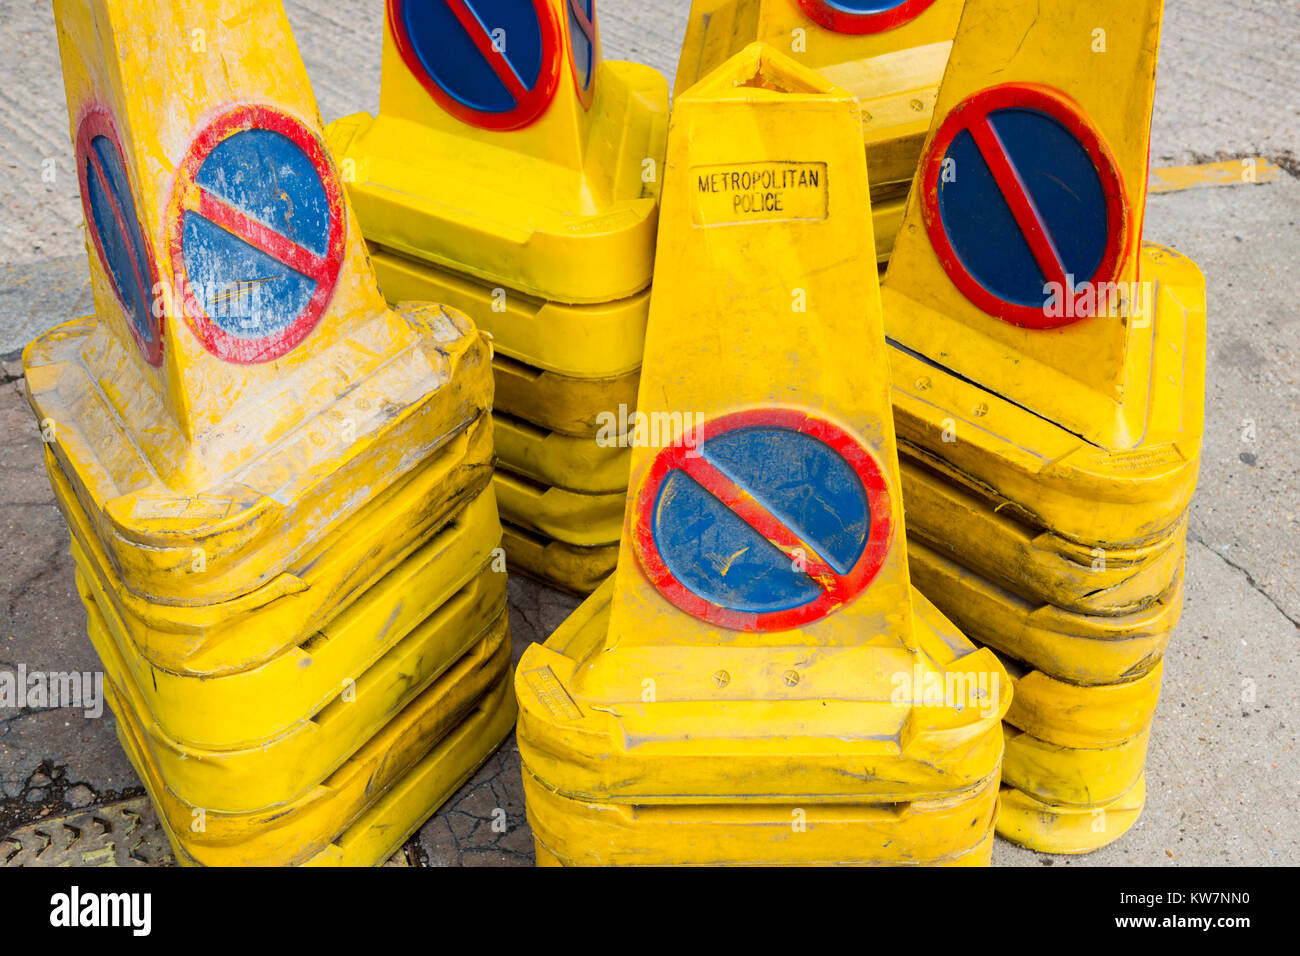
left=0, top=797, right=175, bottom=867
left=1, top=797, right=413, bottom=867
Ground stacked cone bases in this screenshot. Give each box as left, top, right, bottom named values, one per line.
left=675, top=0, right=966, bottom=262
left=27, top=0, right=515, bottom=866
left=515, top=44, right=1008, bottom=866
left=880, top=0, right=1205, bottom=853
left=326, top=0, right=669, bottom=594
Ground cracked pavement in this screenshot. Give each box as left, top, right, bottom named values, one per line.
left=1, top=0, right=1298, bottom=866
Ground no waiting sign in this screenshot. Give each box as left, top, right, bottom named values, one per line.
left=919, top=83, right=1129, bottom=329
left=76, top=108, right=163, bottom=366
left=388, top=0, right=562, bottom=131
left=632, top=408, right=893, bottom=632
left=167, top=106, right=345, bottom=365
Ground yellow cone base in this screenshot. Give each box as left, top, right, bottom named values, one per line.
left=1002, top=720, right=1153, bottom=811
left=328, top=57, right=668, bottom=305
left=494, top=412, right=631, bottom=496
left=24, top=307, right=493, bottom=606
left=105, top=620, right=514, bottom=866
left=908, top=536, right=1182, bottom=686
left=1003, top=658, right=1163, bottom=751
left=493, top=468, right=623, bottom=550
left=367, top=248, right=648, bottom=385
left=302, top=674, right=516, bottom=866
left=997, top=774, right=1147, bottom=855
left=43, top=412, right=494, bottom=676
left=493, top=356, right=641, bottom=440
left=516, top=580, right=1007, bottom=806
left=900, top=454, right=1187, bottom=615
left=501, top=522, right=618, bottom=596
left=142, top=674, right=517, bottom=868
left=79, top=560, right=508, bottom=812
left=58, top=463, right=502, bottom=751
left=524, top=764, right=1000, bottom=866
left=367, top=246, right=645, bottom=442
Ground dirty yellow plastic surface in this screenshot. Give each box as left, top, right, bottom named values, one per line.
left=43, top=418, right=492, bottom=675
left=490, top=355, right=640, bottom=439
left=520, top=579, right=1006, bottom=802
left=327, top=0, right=669, bottom=305
left=888, top=243, right=1205, bottom=550
left=106, top=622, right=514, bottom=867
left=997, top=775, right=1146, bottom=854
left=301, top=673, right=517, bottom=867
left=500, top=523, right=619, bottom=596
left=493, top=469, right=625, bottom=549
left=81, top=568, right=506, bottom=812
left=29, top=312, right=492, bottom=609
left=158, top=672, right=517, bottom=867
left=1002, top=658, right=1163, bottom=750
left=494, top=413, right=632, bottom=495
left=369, top=250, right=644, bottom=455
left=524, top=765, right=998, bottom=866
left=32, top=0, right=495, bottom=606
left=883, top=0, right=1204, bottom=456
left=66, top=473, right=503, bottom=747
left=369, top=249, right=648, bottom=382
left=517, top=46, right=1007, bottom=866
left=899, top=455, right=1187, bottom=614
left=675, top=0, right=964, bottom=259
left=908, top=537, right=1182, bottom=686
left=1002, top=723, right=1151, bottom=809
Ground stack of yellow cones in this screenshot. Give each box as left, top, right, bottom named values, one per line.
left=327, top=0, right=669, bottom=594
left=26, top=0, right=516, bottom=866
left=879, top=0, right=1205, bottom=853
left=515, top=44, right=1008, bottom=866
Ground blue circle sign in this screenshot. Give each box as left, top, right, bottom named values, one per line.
left=167, top=106, right=345, bottom=365
left=919, top=84, right=1128, bottom=329
left=167, top=104, right=345, bottom=366
left=388, top=0, right=562, bottom=130
left=76, top=109, right=163, bottom=366
left=632, top=409, right=893, bottom=632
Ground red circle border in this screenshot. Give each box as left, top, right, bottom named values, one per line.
left=631, top=407, right=894, bottom=633
left=917, top=82, right=1130, bottom=331
left=75, top=106, right=164, bottom=367
left=166, top=104, right=346, bottom=365
left=796, top=0, right=940, bottom=35
left=387, top=0, right=563, bottom=132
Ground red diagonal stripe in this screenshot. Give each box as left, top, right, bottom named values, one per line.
left=968, top=117, right=1070, bottom=293
left=189, top=187, right=329, bottom=282
left=571, top=0, right=595, bottom=39
left=86, top=148, right=152, bottom=314
left=676, top=455, right=841, bottom=591
left=446, top=0, right=528, bottom=100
